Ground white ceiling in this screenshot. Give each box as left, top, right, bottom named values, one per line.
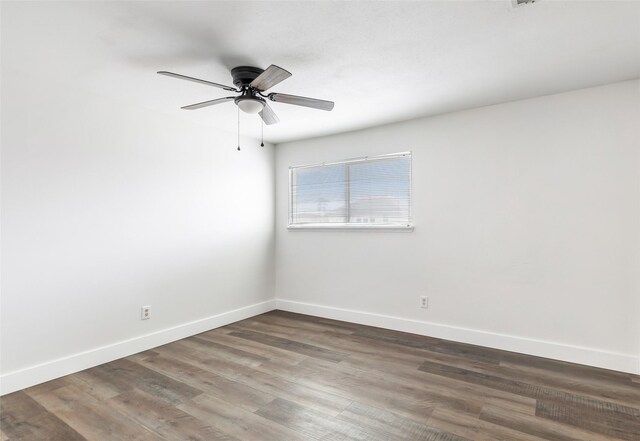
left=3, top=1, right=640, bottom=144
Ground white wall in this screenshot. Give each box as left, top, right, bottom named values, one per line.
left=275, top=80, right=640, bottom=374
left=0, top=67, right=276, bottom=393
left=2, top=68, right=638, bottom=397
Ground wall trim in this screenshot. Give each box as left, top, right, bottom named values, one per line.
left=3, top=297, right=637, bottom=396
left=0, top=300, right=277, bottom=395
left=275, top=299, right=640, bottom=375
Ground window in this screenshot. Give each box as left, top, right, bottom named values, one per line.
left=289, top=152, right=412, bottom=229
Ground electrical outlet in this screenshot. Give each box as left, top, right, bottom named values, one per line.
left=141, top=306, right=151, bottom=320
left=420, top=296, right=429, bottom=309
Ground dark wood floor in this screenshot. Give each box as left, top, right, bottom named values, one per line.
left=1, top=311, right=639, bottom=440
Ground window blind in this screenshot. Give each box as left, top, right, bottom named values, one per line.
left=289, top=152, right=412, bottom=228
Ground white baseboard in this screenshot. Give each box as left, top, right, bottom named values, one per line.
left=0, top=300, right=277, bottom=396
left=275, top=299, right=640, bottom=375
left=3, top=297, right=637, bottom=396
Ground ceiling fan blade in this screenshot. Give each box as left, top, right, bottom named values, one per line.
left=250, top=65, right=292, bottom=91
left=181, top=97, right=235, bottom=110
left=268, top=93, right=334, bottom=111
left=158, top=71, right=237, bottom=92
left=259, top=102, right=280, bottom=125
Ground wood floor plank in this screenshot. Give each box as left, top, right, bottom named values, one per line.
left=147, top=344, right=353, bottom=416
left=88, top=358, right=203, bottom=405
left=246, top=370, right=449, bottom=426
left=427, top=407, right=547, bottom=441
left=501, top=351, right=637, bottom=386
left=250, top=312, right=356, bottom=336
left=418, top=359, right=640, bottom=417
left=336, top=401, right=446, bottom=440
left=126, top=349, right=160, bottom=364
left=26, top=384, right=161, bottom=441
left=232, top=319, right=427, bottom=366
left=227, top=327, right=349, bottom=362
left=335, top=354, right=537, bottom=416
left=259, top=357, right=481, bottom=419
left=133, top=353, right=276, bottom=412
left=181, top=335, right=270, bottom=367
left=129, top=351, right=203, bottom=378
left=4, top=310, right=637, bottom=440
left=235, top=318, right=496, bottom=374
left=196, top=329, right=308, bottom=365
left=267, top=310, right=367, bottom=332
left=352, top=326, right=500, bottom=365
left=415, top=351, right=640, bottom=409
left=108, top=388, right=237, bottom=440
left=479, top=403, right=623, bottom=441
left=338, top=334, right=493, bottom=372
left=63, top=371, right=123, bottom=401
left=151, top=340, right=247, bottom=376
left=248, top=320, right=535, bottom=413
left=20, top=377, right=71, bottom=397
left=480, top=394, right=537, bottom=416
left=535, top=400, right=640, bottom=441
left=497, top=359, right=640, bottom=407
left=0, top=391, right=87, bottom=441
left=255, top=397, right=399, bottom=441
left=178, top=393, right=307, bottom=441
left=230, top=365, right=353, bottom=416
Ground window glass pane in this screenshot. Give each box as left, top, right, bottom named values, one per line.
left=292, top=163, right=347, bottom=224
left=289, top=153, right=411, bottom=227
left=348, top=157, right=410, bottom=225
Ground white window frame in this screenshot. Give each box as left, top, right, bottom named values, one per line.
left=288, top=152, right=413, bottom=231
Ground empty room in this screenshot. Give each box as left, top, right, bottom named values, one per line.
left=1, top=1, right=639, bottom=440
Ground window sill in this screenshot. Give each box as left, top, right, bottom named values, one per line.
left=287, top=224, right=414, bottom=232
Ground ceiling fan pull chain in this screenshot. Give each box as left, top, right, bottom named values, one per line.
left=261, top=119, right=264, bottom=147
left=237, top=105, right=241, bottom=151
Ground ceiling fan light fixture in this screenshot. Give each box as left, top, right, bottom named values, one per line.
left=235, top=96, right=265, bottom=114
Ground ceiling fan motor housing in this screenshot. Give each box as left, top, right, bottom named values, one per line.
left=231, top=66, right=264, bottom=88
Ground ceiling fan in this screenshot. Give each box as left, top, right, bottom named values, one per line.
left=157, top=65, right=334, bottom=125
